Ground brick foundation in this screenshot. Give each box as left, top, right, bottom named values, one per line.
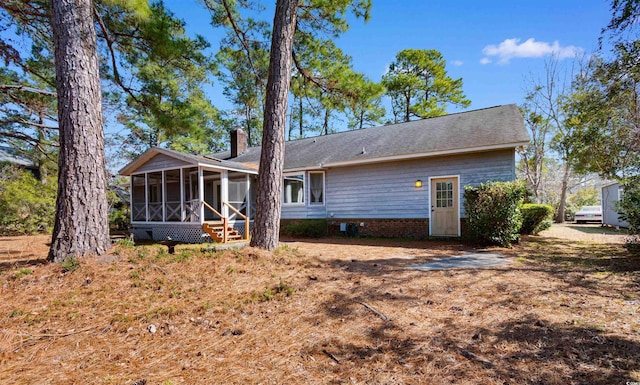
left=280, top=218, right=471, bottom=239
left=327, top=218, right=430, bottom=239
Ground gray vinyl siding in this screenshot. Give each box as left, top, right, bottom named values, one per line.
left=602, top=183, right=628, bottom=227
left=323, top=150, right=515, bottom=219
left=135, top=154, right=193, bottom=173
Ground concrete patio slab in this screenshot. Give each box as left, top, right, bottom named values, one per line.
left=408, top=252, right=511, bottom=271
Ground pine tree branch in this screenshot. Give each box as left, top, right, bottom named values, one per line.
left=212, top=0, right=264, bottom=88
left=93, top=6, right=143, bottom=106
left=0, top=118, right=58, bottom=130
left=0, top=84, right=57, bottom=96
left=0, top=130, right=58, bottom=147
left=291, top=49, right=329, bottom=93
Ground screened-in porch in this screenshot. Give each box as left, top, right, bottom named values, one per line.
left=131, top=166, right=255, bottom=242
left=130, top=167, right=254, bottom=222
left=122, top=149, right=258, bottom=244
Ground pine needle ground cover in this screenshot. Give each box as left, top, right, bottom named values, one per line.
left=0, top=226, right=638, bottom=384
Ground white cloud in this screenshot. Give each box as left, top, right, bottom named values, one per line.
left=479, top=57, right=492, bottom=65
left=451, top=60, right=463, bottom=66
left=481, top=38, right=583, bottom=64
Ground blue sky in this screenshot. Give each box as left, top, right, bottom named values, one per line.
left=164, top=0, right=613, bottom=122
left=2, top=0, right=613, bottom=137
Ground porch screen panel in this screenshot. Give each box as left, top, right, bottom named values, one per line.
left=183, top=167, right=199, bottom=222
left=131, top=175, right=146, bottom=221
left=148, top=171, right=163, bottom=221
left=164, top=169, right=181, bottom=221
left=228, top=179, right=248, bottom=217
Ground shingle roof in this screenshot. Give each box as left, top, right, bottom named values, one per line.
left=0, top=146, right=35, bottom=167
left=216, top=104, right=529, bottom=170
left=118, top=146, right=259, bottom=176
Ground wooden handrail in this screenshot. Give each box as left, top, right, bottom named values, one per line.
left=223, top=202, right=250, bottom=241
left=201, top=200, right=250, bottom=242
left=201, top=200, right=226, bottom=242
left=223, top=201, right=246, bottom=219
left=201, top=200, right=223, bottom=219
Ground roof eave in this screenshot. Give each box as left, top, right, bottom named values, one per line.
left=318, top=142, right=529, bottom=169
left=198, top=162, right=259, bottom=175
left=118, top=147, right=260, bottom=176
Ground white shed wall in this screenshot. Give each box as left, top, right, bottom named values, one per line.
left=602, top=183, right=629, bottom=227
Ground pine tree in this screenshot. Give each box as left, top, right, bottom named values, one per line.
left=382, top=49, right=470, bottom=122
left=49, top=0, right=110, bottom=261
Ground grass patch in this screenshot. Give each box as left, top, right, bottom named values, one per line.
left=14, top=268, right=32, bottom=278
left=60, top=256, right=80, bottom=272
left=115, top=238, right=135, bottom=248
left=248, top=280, right=296, bottom=303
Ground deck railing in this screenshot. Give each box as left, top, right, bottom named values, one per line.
left=165, top=201, right=181, bottom=221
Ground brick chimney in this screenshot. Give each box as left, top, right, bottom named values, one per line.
left=230, top=129, right=247, bottom=158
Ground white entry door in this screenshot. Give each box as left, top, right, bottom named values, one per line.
left=430, top=177, right=459, bottom=236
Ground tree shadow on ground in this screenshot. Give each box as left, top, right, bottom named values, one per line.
left=303, top=234, right=640, bottom=383
left=565, top=224, right=628, bottom=235
left=517, top=236, right=640, bottom=274
left=307, top=289, right=640, bottom=384
left=0, top=257, right=48, bottom=272
left=282, top=236, right=468, bottom=252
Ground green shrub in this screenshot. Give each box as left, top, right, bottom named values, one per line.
left=107, top=188, right=130, bottom=231
left=281, top=219, right=327, bottom=238
left=520, top=204, right=554, bottom=235
left=109, top=205, right=130, bottom=231
left=463, top=181, right=527, bottom=247
left=617, top=177, right=640, bottom=251
left=0, top=166, right=56, bottom=234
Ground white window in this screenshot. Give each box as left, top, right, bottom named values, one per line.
left=283, top=173, right=304, bottom=204
left=309, top=172, right=325, bottom=205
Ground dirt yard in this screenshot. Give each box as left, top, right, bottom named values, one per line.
left=0, top=225, right=638, bottom=384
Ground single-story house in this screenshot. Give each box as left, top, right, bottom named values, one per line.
left=119, top=104, right=529, bottom=243
left=0, top=146, right=40, bottom=178
left=602, top=182, right=629, bottom=228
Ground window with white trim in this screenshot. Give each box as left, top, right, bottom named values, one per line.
left=283, top=173, right=304, bottom=204
left=309, top=172, right=325, bottom=205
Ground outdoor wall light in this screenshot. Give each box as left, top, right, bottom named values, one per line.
left=415, top=179, right=423, bottom=188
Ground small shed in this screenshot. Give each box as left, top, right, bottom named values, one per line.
left=601, top=182, right=629, bottom=228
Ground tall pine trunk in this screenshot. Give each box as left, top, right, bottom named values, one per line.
left=49, top=0, right=110, bottom=262
left=250, top=0, right=298, bottom=250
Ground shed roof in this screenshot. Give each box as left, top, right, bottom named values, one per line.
left=215, top=104, right=529, bottom=170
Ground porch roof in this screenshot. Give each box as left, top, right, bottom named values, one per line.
left=119, top=147, right=259, bottom=176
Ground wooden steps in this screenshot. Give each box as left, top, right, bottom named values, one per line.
left=202, top=221, right=244, bottom=243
